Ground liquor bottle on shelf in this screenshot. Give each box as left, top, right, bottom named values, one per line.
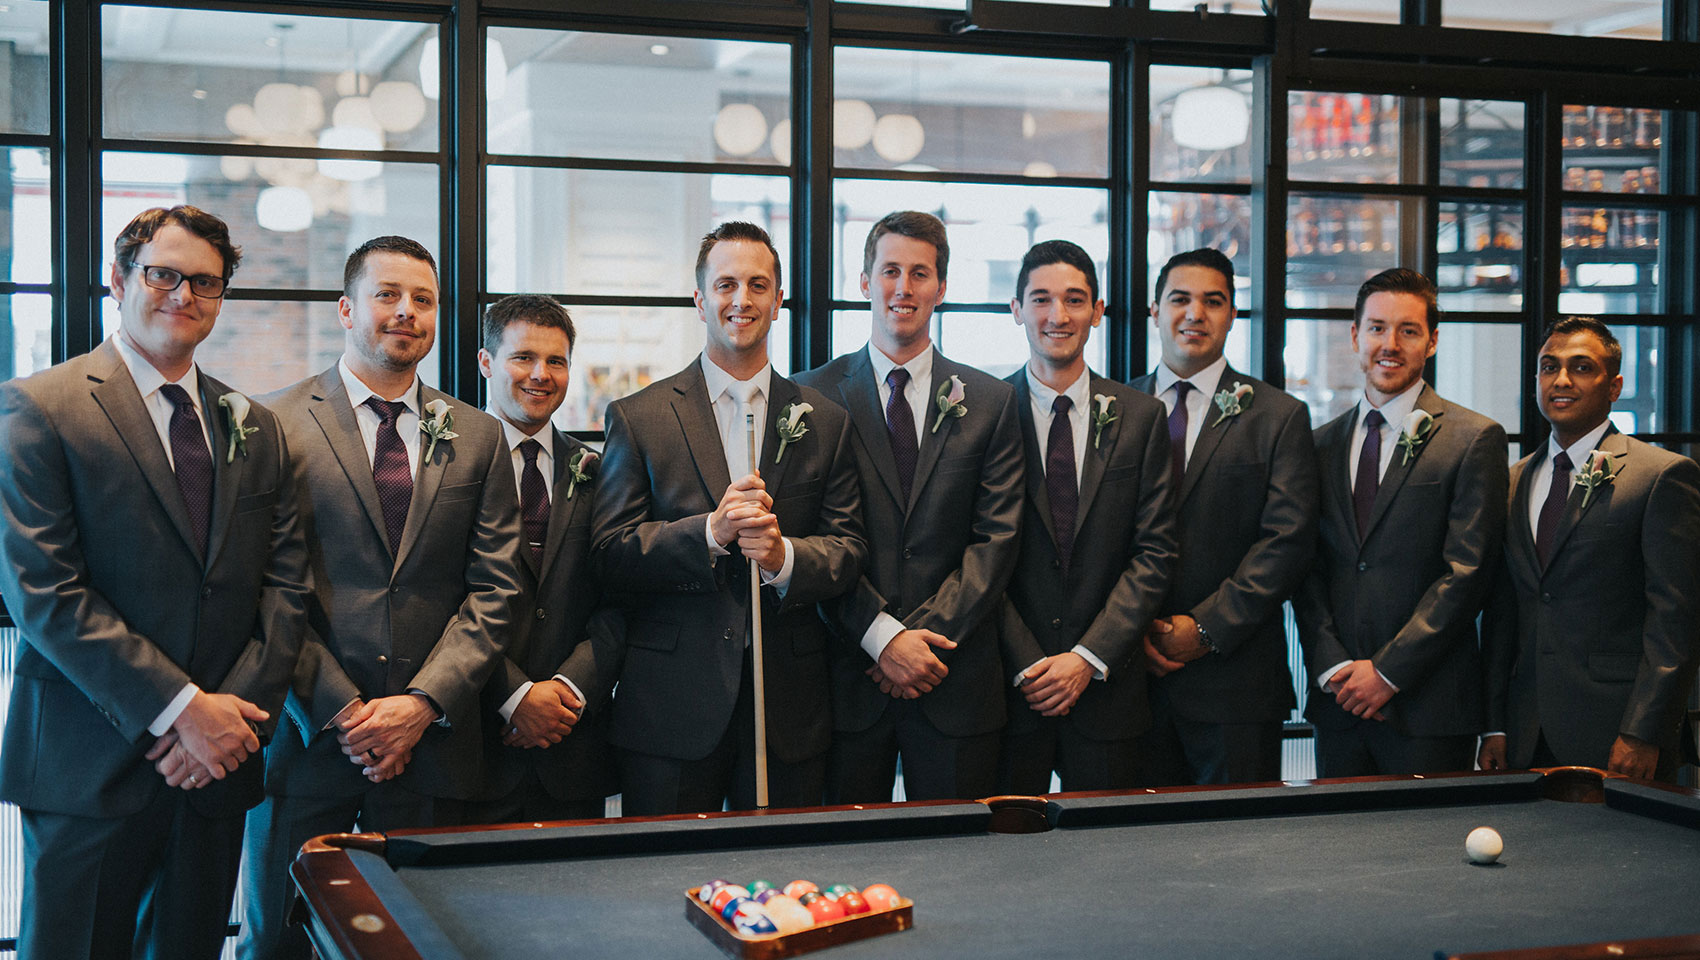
left=1563, top=105, right=1589, bottom=148
left=1322, top=201, right=1347, bottom=254
left=1295, top=198, right=1319, bottom=255
left=1379, top=97, right=1401, bottom=155
left=1586, top=168, right=1607, bottom=193
left=1357, top=199, right=1380, bottom=253
left=1590, top=207, right=1609, bottom=248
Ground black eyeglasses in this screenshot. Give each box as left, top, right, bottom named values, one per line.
left=124, top=261, right=228, bottom=299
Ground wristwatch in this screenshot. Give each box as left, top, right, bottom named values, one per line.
left=1195, top=621, right=1221, bottom=656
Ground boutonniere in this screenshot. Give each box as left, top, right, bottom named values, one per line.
left=1576, top=449, right=1622, bottom=508
left=774, top=402, right=812, bottom=463
left=217, top=391, right=260, bottom=464
left=565, top=448, right=598, bottom=500
left=932, top=375, right=967, bottom=433
left=1091, top=394, right=1119, bottom=450
left=1395, top=410, right=1437, bottom=466
left=419, top=398, right=459, bottom=460
left=1211, top=381, right=1253, bottom=427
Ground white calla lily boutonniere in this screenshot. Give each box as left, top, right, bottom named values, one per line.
left=1211, top=381, right=1253, bottom=428
left=1395, top=409, right=1437, bottom=466
left=218, top=391, right=260, bottom=464
left=1576, top=449, right=1622, bottom=508
left=565, top=448, right=598, bottom=500
left=932, top=374, right=967, bottom=434
left=419, top=398, right=459, bottom=460
left=775, top=402, right=812, bottom=463
left=1091, top=394, right=1119, bottom=450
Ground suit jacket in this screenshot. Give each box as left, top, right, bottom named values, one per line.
left=479, top=430, right=622, bottom=803
left=1129, top=367, right=1319, bottom=724
left=0, top=340, right=312, bottom=819
left=590, top=360, right=866, bottom=763
left=999, top=372, right=1176, bottom=740
left=1293, top=384, right=1507, bottom=738
left=1484, top=428, right=1700, bottom=768
left=259, top=366, right=524, bottom=800
left=795, top=348, right=1024, bottom=738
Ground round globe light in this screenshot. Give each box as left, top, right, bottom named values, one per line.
left=833, top=99, right=876, bottom=150
left=770, top=118, right=792, bottom=166
left=713, top=103, right=768, bottom=157
left=256, top=185, right=314, bottom=232
left=224, top=103, right=265, bottom=139
left=872, top=113, right=925, bottom=164
left=1023, top=161, right=1058, bottom=178
left=369, top=81, right=428, bottom=133
left=1171, top=85, right=1250, bottom=152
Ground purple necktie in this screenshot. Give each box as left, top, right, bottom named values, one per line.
left=519, top=438, right=549, bottom=562
left=1047, top=395, right=1079, bottom=571
left=1353, top=408, right=1385, bottom=543
left=1535, top=451, right=1573, bottom=568
left=160, top=383, right=212, bottom=553
left=885, top=367, right=918, bottom=502
left=364, top=397, right=413, bottom=556
left=1167, top=381, right=1193, bottom=488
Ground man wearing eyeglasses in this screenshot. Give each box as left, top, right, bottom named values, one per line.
left=0, top=205, right=313, bottom=959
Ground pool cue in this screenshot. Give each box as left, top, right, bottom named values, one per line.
left=746, top=412, right=770, bottom=809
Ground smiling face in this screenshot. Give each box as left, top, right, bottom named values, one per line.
left=1151, top=264, right=1233, bottom=379
left=863, top=232, right=946, bottom=364
left=1537, top=329, right=1622, bottom=449
left=340, top=250, right=439, bottom=380
left=1014, top=261, right=1103, bottom=383
left=479, top=320, right=572, bottom=435
left=111, top=223, right=226, bottom=378
left=1351, top=290, right=1437, bottom=406
left=696, top=237, right=780, bottom=379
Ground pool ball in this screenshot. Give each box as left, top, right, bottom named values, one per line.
left=747, top=880, right=776, bottom=896
left=731, top=901, right=778, bottom=936
left=796, top=891, right=823, bottom=906
left=753, top=888, right=783, bottom=905
left=697, top=879, right=730, bottom=904
left=1466, top=826, right=1504, bottom=864
left=710, top=885, right=751, bottom=914
left=722, top=896, right=755, bottom=922
left=823, top=883, right=858, bottom=901
left=783, top=880, right=819, bottom=899
left=860, top=883, right=901, bottom=910
left=805, top=895, right=846, bottom=923
left=762, top=895, right=814, bottom=934
left=837, top=892, right=870, bottom=915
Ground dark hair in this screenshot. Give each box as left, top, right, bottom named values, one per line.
left=1016, top=240, right=1099, bottom=304
left=1152, top=247, right=1234, bottom=306
left=695, top=221, right=782, bottom=293
left=1542, top=315, right=1622, bottom=377
left=114, top=205, right=242, bottom=281
left=343, top=236, right=438, bottom=296
left=862, top=210, right=950, bottom=281
left=1352, top=267, right=1440, bottom=332
left=483, top=295, right=576, bottom=355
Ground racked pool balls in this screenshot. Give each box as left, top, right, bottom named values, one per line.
left=860, top=883, right=901, bottom=910
left=730, top=901, right=778, bottom=936
left=761, top=895, right=814, bottom=934
left=710, top=886, right=752, bottom=915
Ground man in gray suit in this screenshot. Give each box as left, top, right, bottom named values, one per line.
left=1294, top=268, right=1507, bottom=777
left=996, top=240, right=1176, bottom=793
left=1481, top=317, right=1700, bottom=780
left=240, top=237, right=523, bottom=959
left=592, top=221, right=865, bottom=815
left=470, top=294, right=619, bottom=822
left=0, top=205, right=311, bottom=959
left=1130, top=248, right=1319, bottom=786
left=796, top=211, right=1024, bottom=803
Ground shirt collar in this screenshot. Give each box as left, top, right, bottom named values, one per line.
left=1154, top=354, right=1228, bottom=401
left=338, top=356, right=420, bottom=414
left=700, top=353, right=772, bottom=405
left=1025, top=364, right=1092, bottom=415
left=492, top=413, right=554, bottom=457
left=112, top=333, right=201, bottom=405
left=1359, top=377, right=1426, bottom=432
left=867, top=341, right=934, bottom=392
left=1548, top=419, right=1613, bottom=467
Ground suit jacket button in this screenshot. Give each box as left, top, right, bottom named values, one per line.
left=201, top=587, right=213, bottom=599
left=902, top=548, right=913, bottom=559
left=377, top=655, right=388, bottom=664
left=893, top=606, right=904, bottom=618
left=1051, top=560, right=1061, bottom=570
left=723, top=628, right=734, bottom=640
left=535, top=608, right=547, bottom=621
left=1357, top=562, right=1368, bottom=572
left=1541, top=592, right=1552, bottom=603
left=390, top=585, right=400, bottom=595
left=1051, top=618, right=1062, bottom=629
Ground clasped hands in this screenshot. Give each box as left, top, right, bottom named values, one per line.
left=866, top=629, right=956, bottom=699
left=1141, top=615, right=1211, bottom=677
left=333, top=695, right=436, bottom=782
left=504, top=678, right=585, bottom=749
left=711, top=474, right=786, bottom=572
left=147, top=690, right=268, bottom=790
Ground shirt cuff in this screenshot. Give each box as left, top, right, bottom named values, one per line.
left=497, top=681, right=533, bottom=723
left=758, top=538, right=796, bottom=596
left=1375, top=667, right=1400, bottom=693
left=553, top=674, right=586, bottom=707
left=1316, top=660, right=1351, bottom=691
left=1013, top=658, right=1046, bottom=687
left=1481, top=731, right=1506, bottom=739
left=1071, top=645, right=1109, bottom=680
left=860, top=613, right=905, bottom=662
left=148, top=683, right=201, bottom=737
left=408, top=689, right=450, bottom=728
left=705, top=517, right=730, bottom=557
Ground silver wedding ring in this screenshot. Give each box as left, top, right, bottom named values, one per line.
left=187, top=774, right=199, bottom=785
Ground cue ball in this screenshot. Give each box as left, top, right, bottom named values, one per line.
left=1466, top=826, right=1503, bottom=864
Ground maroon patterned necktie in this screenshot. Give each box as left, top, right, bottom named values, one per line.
left=885, top=367, right=918, bottom=502
left=519, top=438, right=549, bottom=562
left=1353, top=408, right=1385, bottom=542
left=1167, top=380, right=1193, bottom=488
left=160, top=383, right=212, bottom=553
left=1046, top=395, right=1079, bottom=571
left=364, top=397, right=412, bottom=555
left=1535, top=451, right=1573, bottom=568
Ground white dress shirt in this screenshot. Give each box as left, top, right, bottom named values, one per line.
left=859, top=343, right=936, bottom=661
left=338, top=358, right=422, bottom=474
left=1153, top=354, right=1229, bottom=465
left=1527, top=420, right=1612, bottom=535
left=113, top=335, right=212, bottom=736
left=699, top=354, right=794, bottom=594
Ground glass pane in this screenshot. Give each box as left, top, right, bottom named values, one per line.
left=1144, top=318, right=1253, bottom=378
left=828, top=309, right=1107, bottom=383
left=2, top=293, right=53, bottom=382
left=833, top=179, right=1110, bottom=305
left=1285, top=194, right=1403, bottom=309
left=1435, top=323, right=1522, bottom=433
left=1436, top=201, right=1523, bottom=312
left=489, top=30, right=790, bottom=166
left=1603, top=325, right=1666, bottom=434
left=0, top=1, right=50, bottom=134
left=101, top=7, right=437, bottom=151
left=1148, top=192, right=1251, bottom=304
left=1288, top=93, right=1405, bottom=185
left=834, top=47, right=1109, bottom=178
left=7, top=147, right=51, bottom=284
left=1311, top=0, right=1400, bottom=23
left=488, top=168, right=789, bottom=299
left=1444, top=2, right=1663, bottom=40
left=1558, top=207, right=1661, bottom=314
left=1151, top=0, right=1266, bottom=10
left=102, top=152, right=440, bottom=291
left=1151, top=66, right=1254, bottom=184
left=1440, top=99, right=1524, bottom=189
left=1561, top=106, right=1665, bottom=192
left=1282, top=318, right=1359, bottom=427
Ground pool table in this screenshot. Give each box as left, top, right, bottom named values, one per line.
left=290, top=769, right=1700, bottom=960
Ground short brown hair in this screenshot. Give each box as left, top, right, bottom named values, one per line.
left=862, top=210, right=949, bottom=281
left=1542, top=315, right=1622, bottom=378
left=483, top=295, right=576, bottom=355
left=1353, top=267, right=1440, bottom=332
left=114, top=205, right=242, bottom=281
left=344, top=236, right=438, bottom=297
left=695, top=221, right=782, bottom=293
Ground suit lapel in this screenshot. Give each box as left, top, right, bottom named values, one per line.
left=1362, top=387, right=1445, bottom=543
left=307, top=369, right=393, bottom=561
left=841, top=351, right=906, bottom=509
left=1178, top=371, right=1238, bottom=507
left=1073, top=375, right=1114, bottom=535
left=1319, top=411, right=1358, bottom=540
left=672, top=361, right=732, bottom=501
left=1543, top=428, right=1628, bottom=571
left=908, top=349, right=955, bottom=513
left=87, top=342, right=204, bottom=561
left=538, top=430, right=585, bottom=580
left=1506, top=453, right=1541, bottom=579
left=1009, top=372, right=1058, bottom=550
left=200, top=373, right=245, bottom=571
left=759, top=376, right=801, bottom=494
left=395, top=384, right=454, bottom=566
